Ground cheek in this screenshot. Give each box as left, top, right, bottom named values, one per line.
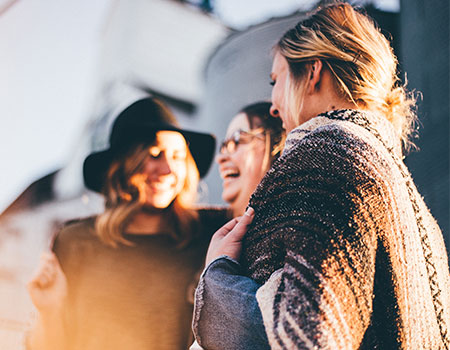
left=230, top=150, right=245, bottom=168
left=238, top=147, right=265, bottom=180
left=173, top=163, right=187, bottom=188
left=142, top=159, right=155, bottom=176
left=273, top=80, right=285, bottom=105
left=271, top=85, right=280, bottom=106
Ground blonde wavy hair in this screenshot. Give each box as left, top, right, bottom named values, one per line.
left=95, top=140, right=200, bottom=248
left=276, top=2, right=417, bottom=151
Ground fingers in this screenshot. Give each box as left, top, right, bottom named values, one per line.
left=212, top=217, right=240, bottom=238
left=205, top=208, right=255, bottom=265
left=243, top=207, right=255, bottom=219
left=28, top=271, right=51, bottom=291
left=226, top=207, right=254, bottom=242
left=45, top=252, right=65, bottom=276
left=28, top=252, right=60, bottom=290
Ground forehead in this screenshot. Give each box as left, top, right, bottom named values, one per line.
left=226, top=113, right=250, bottom=137
left=154, top=130, right=187, bottom=149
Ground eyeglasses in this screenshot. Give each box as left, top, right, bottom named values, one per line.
left=219, top=128, right=266, bottom=154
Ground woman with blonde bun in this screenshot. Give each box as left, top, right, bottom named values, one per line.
left=192, top=3, right=450, bottom=350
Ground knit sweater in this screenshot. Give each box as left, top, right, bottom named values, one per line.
left=52, top=208, right=229, bottom=350
left=242, top=109, right=450, bottom=349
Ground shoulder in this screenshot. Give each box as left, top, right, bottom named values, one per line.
left=253, top=116, right=391, bottom=205
left=52, top=216, right=98, bottom=262
left=282, top=110, right=398, bottom=168
left=290, top=122, right=370, bottom=156
left=277, top=120, right=388, bottom=183
left=56, top=216, right=97, bottom=242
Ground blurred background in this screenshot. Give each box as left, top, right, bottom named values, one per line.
left=0, top=0, right=448, bottom=347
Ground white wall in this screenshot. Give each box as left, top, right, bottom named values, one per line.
left=0, top=0, right=111, bottom=212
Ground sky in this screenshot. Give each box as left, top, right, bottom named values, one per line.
left=0, top=0, right=399, bottom=213
left=213, top=0, right=399, bottom=29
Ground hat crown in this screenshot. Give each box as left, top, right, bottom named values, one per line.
left=109, top=98, right=179, bottom=149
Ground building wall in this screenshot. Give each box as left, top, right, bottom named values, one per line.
left=198, top=14, right=304, bottom=204
left=400, top=0, right=449, bottom=250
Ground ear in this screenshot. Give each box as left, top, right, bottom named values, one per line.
left=307, top=59, right=323, bottom=94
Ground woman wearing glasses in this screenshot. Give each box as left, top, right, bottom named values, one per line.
left=189, top=102, right=285, bottom=350
left=216, top=102, right=285, bottom=217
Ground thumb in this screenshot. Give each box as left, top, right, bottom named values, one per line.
left=227, top=207, right=254, bottom=242
left=48, top=253, right=64, bottom=274
left=213, top=217, right=240, bottom=239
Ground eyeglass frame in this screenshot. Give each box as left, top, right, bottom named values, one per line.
left=219, top=127, right=266, bottom=154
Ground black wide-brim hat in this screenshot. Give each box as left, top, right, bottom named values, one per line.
left=83, top=97, right=216, bottom=193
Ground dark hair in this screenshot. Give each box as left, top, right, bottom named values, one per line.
left=241, top=102, right=286, bottom=169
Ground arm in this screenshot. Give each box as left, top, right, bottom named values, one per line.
left=26, top=252, right=68, bottom=350
left=193, top=209, right=270, bottom=350
left=193, top=256, right=269, bottom=350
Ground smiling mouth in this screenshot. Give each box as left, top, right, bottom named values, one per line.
left=221, top=169, right=240, bottom=180
left=149, top=182, right=175, bottom=191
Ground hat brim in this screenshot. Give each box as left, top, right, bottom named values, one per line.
left=83, top=126, right=215, bottom=193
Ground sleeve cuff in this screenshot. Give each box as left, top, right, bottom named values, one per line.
left=201, top=255, right=241, bottom=278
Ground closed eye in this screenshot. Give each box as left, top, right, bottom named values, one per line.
left=149, top=147, right=162, bottom=159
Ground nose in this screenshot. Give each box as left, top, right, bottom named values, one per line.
left=215, top=151, right=229, bottom=165
left=157, top=154, right=172, bottom=176
left=270, top=104, right=280, bottom=118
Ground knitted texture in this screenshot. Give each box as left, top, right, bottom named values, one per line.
left=243, top=110, right=450, bottom=349
left=52, top=208, right=229, bottom=350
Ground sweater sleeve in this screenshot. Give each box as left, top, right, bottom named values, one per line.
left=192, top=256, right=270, bottom=350
left=247, top=127, right=388, bottom=349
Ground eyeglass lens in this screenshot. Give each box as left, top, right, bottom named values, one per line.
left=220, top=128, right=265, bottom=154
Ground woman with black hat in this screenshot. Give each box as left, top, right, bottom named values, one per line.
left=27, top=97, right=229, bottom=350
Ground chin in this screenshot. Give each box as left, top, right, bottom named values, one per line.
left=147, top=196, right=176, bottom=209
left=222, top=190, right=237, bottom=206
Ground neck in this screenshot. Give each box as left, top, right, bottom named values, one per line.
left=301, top=67, right=360, bottom=126
left=231, top=197, right=249, bottom=217
left=306, top=96, right=358, bottom=124
left=125, top=209, right=166, bottom=234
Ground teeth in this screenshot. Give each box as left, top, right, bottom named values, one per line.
left=222, top=169, right=240, bottom=178
left=150, top=182, right=173, bottom=190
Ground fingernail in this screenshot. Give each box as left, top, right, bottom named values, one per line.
left=245, top=207, right=254, bottom=216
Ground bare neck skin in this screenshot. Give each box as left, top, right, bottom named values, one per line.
left=300, top=60, right=359, bottom=126
left=125, top=209, right=167, bottom=235
left=231, top=201, right=246, bottom=218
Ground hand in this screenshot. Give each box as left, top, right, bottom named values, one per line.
left=205, top=207, right=255, bottom=266
left=27, top=252, right=68, bottom=315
